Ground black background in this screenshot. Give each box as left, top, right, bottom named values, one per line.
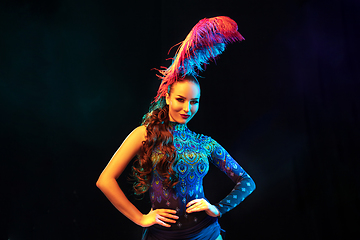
left=1, top=0, right=359, bottom=239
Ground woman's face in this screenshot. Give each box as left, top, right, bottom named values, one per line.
left=166, top=80, right=200, bottom=124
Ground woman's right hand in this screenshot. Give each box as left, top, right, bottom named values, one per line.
left=139, top=208, right=179, bottom=228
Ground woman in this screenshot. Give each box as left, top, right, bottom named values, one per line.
left=97, top=17, right=255, bottom=240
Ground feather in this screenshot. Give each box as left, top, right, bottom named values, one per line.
left=154, top=16, right=244, bottom=101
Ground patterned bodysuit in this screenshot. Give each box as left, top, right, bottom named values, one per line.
left=149, top=122, right=255, bottom=230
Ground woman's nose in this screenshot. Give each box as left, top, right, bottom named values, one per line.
left=183, top=102, right=190, bottom=113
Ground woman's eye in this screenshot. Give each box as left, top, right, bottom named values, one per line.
left=191, top=101, right=199, bottom=105
left=176, top=98, right=185, bottom=102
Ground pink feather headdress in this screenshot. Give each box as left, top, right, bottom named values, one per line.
left=154, top=16, right=244, bottom=101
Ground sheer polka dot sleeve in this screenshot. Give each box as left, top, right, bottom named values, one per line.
left=208, top=138, right=256, bottom=217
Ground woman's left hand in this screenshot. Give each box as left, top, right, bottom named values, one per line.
left=186, top=198, right=220, bottom=217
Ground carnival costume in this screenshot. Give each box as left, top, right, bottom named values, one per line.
left=142, top=123, right=255, bottom=239
left=141, top=16, right=255, bottom=240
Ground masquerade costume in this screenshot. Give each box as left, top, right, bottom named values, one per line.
left=142, top=123, right=255, bottom=240
left=141, top=17, right=255, bottom=240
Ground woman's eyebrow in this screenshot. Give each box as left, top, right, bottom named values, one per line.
left=176, top=95, right=199, bottom=100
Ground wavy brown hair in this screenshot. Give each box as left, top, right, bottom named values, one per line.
left=132, top=97, right=178, bottom=195
left=132, top=76, right=199, bottom=195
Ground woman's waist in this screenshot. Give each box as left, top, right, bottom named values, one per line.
left=150, top=192, right=206, bottom=212
left=152, top=211, right=215, bottom=231
left=151, top=196, right=211, bottom=230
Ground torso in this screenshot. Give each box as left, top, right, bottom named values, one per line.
left=149, top=122, right=216, bottom=229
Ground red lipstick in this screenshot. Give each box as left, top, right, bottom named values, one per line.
left=180, top=114, right=190, bottom=119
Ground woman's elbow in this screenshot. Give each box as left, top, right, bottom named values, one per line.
left=96, top=174, right=117, bottom=190
left=96, top=178, right=102, bottom=189
left=250, top=178, right=256, bottom=193
left=96, top=175, right=106, bottom=189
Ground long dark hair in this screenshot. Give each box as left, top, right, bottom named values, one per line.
left=132, top=76, right=199, bottom=195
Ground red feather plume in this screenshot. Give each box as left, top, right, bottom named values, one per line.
left=154, top=16, right=244, bottom=101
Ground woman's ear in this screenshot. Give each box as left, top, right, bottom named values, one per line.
left=165, top=93, right=170, bottom=105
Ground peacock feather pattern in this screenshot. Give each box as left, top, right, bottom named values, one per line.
left=149, top=122, right=255, bottom=229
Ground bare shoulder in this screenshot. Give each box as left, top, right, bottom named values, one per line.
left=134, top=125, right=146, bottom=132
left=129, top=125, right=147, bottom=141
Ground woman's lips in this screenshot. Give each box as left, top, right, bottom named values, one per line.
left=180, top=114, right=190, bottom=119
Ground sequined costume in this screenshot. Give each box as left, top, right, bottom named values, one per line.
left=145, top=122, right=255, bottom=237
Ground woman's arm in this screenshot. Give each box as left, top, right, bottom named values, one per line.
left=209, top=140, right=256, bottom=217
left=185, top=137, right=255, bottom=217
left=96, top=126, right=178, bottom=227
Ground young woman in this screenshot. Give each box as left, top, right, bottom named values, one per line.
left=97, top=17, right=255, bottom=240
